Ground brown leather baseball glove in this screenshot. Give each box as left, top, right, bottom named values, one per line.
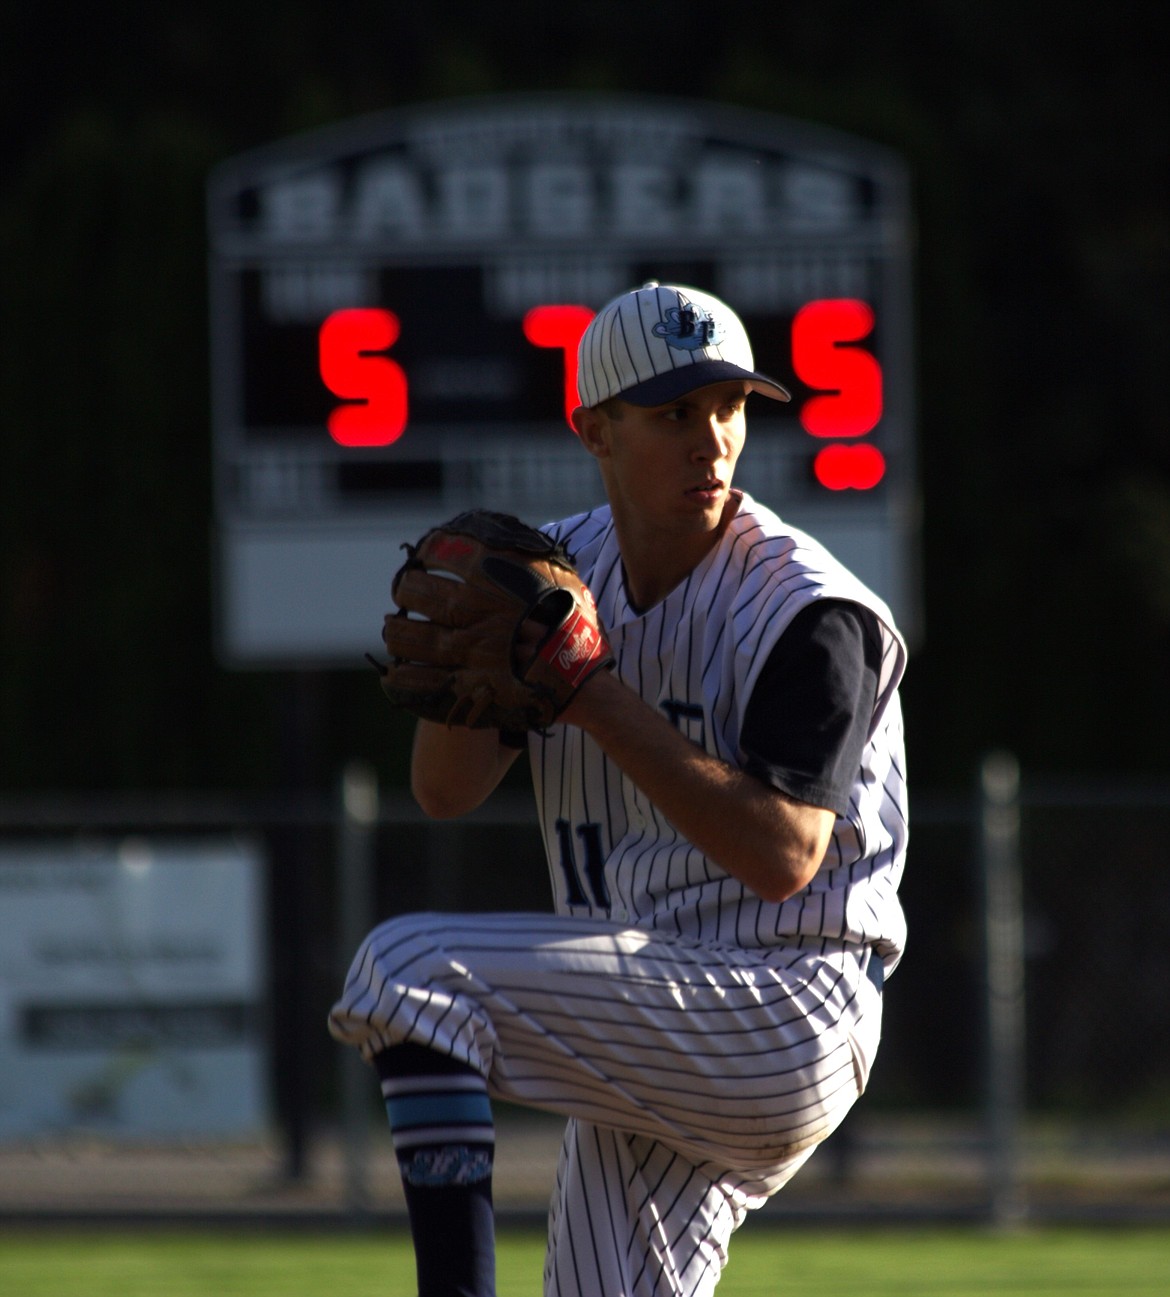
left=371, top=510, right=613, bottom=732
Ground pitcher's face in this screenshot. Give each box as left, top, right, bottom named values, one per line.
left=577, top=381, right=748, bottom=542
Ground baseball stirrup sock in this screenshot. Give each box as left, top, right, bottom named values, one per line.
left=374, top=1044, right=496, bottom=1297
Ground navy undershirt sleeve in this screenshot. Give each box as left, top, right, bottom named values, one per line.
left=740, top=600, right=882, bottom=817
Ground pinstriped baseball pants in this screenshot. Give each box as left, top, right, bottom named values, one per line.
left=329, top=912, right=882, bottom=1296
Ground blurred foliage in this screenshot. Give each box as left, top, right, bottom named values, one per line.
left=1, top=1, right=1167, bottom=793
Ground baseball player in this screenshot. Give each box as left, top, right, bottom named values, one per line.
left=329, top=282, right=908, bottom=1296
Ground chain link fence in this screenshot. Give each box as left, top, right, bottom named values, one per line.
left=1, top=761, right=1167, bottom=1223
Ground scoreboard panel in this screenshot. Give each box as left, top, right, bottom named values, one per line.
left=208, top=95, right=917, bottom=664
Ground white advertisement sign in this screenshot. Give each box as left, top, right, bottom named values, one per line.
left=0, top=837, right=267, bottom=1140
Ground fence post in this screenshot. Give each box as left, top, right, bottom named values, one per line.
left=980, top=750, right=1027, bottom=1226
left=338, top=760, right=379, bottom=1216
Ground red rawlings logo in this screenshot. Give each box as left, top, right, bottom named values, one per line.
left=538, top=609, right=609, bottom=685
left=557, top=622, right=599, bottom=668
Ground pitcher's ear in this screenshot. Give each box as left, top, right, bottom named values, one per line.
left=571, top=404, right=612, bottom=458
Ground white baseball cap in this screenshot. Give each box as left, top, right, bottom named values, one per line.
left=576, top=281, right=791, bottom=408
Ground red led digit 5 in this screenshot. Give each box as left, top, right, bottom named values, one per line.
left=792, top=298, right=886, bottom=490
left=791, top=298, right=883, bottom=437
left=318, top=308, right=408, bottom=447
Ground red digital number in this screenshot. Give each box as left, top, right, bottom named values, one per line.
left=791, top=299, right=883, bottom=438
left=522, top=304, right=596, bottom=428
left=813, top=442, right=887, bottom=491
left=318, top=308, right=408, bottom=447
left=792, top=298, right=885, bottom=491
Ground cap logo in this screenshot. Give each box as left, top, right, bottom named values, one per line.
left=652, top=304, right=724, bottom=352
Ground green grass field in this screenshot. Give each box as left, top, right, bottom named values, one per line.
left=1, top=1225, right=1167, bottom=1296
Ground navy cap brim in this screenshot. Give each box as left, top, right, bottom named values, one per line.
left=617, top=360, right=791, bottom=407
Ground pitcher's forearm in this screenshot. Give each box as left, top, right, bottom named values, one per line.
left=562, top=671, right=834, bottom=902
left=411, top=720, right=521, bottom=818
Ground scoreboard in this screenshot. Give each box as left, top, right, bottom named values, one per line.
left=208, top=94, right=918, bottom=664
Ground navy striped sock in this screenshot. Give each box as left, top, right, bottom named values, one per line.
left=374, top=1044, right=495, bottom=1297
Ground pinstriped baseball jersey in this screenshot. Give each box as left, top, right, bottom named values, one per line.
left=536, top=490, right=908, bottom=971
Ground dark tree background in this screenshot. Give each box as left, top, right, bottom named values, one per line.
left=2, top=2, right=1168, bottom=796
